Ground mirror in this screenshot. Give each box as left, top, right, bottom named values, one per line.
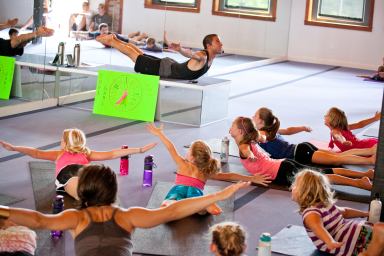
left=0, top=0, right=291, bottom=115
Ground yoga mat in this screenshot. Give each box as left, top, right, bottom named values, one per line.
left=185, top=137, right=240, bottom=158
left=29, top=161, right=75, bottom=256
left=0, top=193, right=24, bottom=206
left=132, top=181, right=234, bottom=256
left=271, top=225, right=330, bottom=256
left=29, top=161, right=125, bottom=256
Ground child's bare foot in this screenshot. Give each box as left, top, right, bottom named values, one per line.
left=369, top=154, right=376, bottom=165
left=206, top=203, right=222, bottom=215
left=96, top=34, right=114, bottom=47
left=358, top=177, right=372, bottom=190
left=366, top=169, right=374, bottom=180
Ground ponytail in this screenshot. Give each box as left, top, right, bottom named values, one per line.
left=257, top=107, right=280, bottom=141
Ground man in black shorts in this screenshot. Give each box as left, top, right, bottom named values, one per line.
left=96, top=33, right=223, bottom=80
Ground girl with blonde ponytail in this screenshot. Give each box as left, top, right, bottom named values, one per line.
left=0, top=128, right=157, bottom=200
left=146, top=123, right=270, bottom=215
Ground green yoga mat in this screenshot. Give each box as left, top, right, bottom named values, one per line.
left=132, top=181, right=234, bottom=256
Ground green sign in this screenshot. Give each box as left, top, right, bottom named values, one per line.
left=93, top=70, right=159, bottom=121
left=0, top=56, right=16, bottom=100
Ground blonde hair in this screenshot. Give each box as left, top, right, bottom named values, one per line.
left=210, top=221, right=246, bottom=256
left=292, top=169, right=335, bottom=213
left=234, top=117, right=259, bottom=145
left=62, top=128, right=90, bottom=155
left=190, top=140, right=220, bottom=178
left=326, top=107, right=349, bottom=130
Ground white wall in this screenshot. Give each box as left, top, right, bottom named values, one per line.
left=287, top=0, right=384, bottom=70
left=1, top=0, right=383, bottom=69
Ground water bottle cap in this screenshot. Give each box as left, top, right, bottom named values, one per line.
left=260, top=233, right=271, bottom=242
left=145, top=155, right=154, bottom=161
left=55, top=195, right=64, bottom=200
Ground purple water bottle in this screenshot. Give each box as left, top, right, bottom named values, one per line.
left=143, top=155, right=154, bottom=187
left=51, top=195, right=64, bottom=239
left=120, top=145, right=129, bottom=176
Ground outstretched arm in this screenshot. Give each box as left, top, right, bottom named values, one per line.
left=304, top=212, right=344, bottom=250
left=0, top=140, right=61, bottom=161
left=349, top=111, right=381, bottom=130
left=169, top=42, right=205, bottom=61
left=337, top=206, right=368, bottom=219
left=278, top=126, right=312, bottom=135
left=123, top=181, right=250, bottom=230
left=0, top=206, right=79, bottom=232
left=10, top=26, right=54, bottom=48
left=88, top=142, right=157, bottom=161
left=146, top=123, right=184, bottom=166
left=211, top=172, right=271, bottom=187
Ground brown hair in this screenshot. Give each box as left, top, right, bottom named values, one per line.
left=234, top=117, right=259, bottom=145
left=77, top=164, right=117, bottom=209
left=190, top=140, right=220, bottom=178
left=62, top=128, right=90, bottom=155
left=257, top=107, right=280, bottom=141
left=210, top=222, right=246, bottom=256
left=146, top=37, right=156, bottom=45
left=291, top=169, right=335, bottom=213
left=203, top=34, right=217, bottom=49
left=326, top=107, right=349, bottom=130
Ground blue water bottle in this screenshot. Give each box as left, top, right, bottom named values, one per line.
left=51, top=195, right=64, bottom=239
left=143, top=155, right=154, bottom=187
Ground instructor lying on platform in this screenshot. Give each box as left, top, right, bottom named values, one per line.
left=96, top=33, right=223, bottom=80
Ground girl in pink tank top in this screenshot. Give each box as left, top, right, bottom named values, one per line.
left=324, top=107, right=379, bottom=153
left=230, top=117, right=374, bottom=190
left=146, top=123, right=270, bottom=215
left=0, top=128, right=157, bottom=200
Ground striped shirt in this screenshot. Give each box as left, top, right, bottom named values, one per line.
left=302, top=204, right=363, bottom=256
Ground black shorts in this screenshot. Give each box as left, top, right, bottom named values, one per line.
left=55, top=164, right=83, bottom=192
left=134, top=54, right=161, bottom=76
left=274, top=159, right=334, bottom=186
left=294, top=142, right=318, bottom=165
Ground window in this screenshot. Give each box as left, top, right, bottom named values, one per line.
left=144, top=0, right=200, bottom=13
left=305, top=0, right=374, bottom=31
left=212, top=0, right=276, bottom=21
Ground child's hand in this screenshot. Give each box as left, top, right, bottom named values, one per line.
left=146, top=123, right=164, bottom=136
left=342, top=140, right=353, bottom=147
left=141, top=142, right=157, bottom=153
left=248, top=153, right=257, bottom=162
left=250, top=174, right=272, bottom=187
left=0, top=141, right=14, bottom=151
left=326, top=240, right=344, bottom=250
left=374, top=111, right=381, bottom=121
left=302, top=126, right=312, bottom=132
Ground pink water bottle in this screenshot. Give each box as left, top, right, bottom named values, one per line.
left=120, top=145, right=129, bottom=176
